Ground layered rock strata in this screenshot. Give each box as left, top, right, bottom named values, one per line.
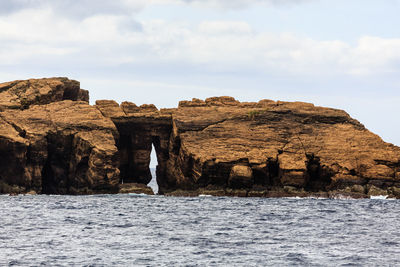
left=165, top=97, right=400, bottom=198
left=0, top=78, right=120, bottom=194
left=0, top=77, right=88, bottom=111
left=1, top=78, right=400, bottom=198
left=95, top=100, right=172, bottom=194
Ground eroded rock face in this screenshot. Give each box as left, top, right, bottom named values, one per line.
left=229, top=165, right=253, bottom=189
left=0, top=77, right=88, bottom=111
left=165, top=97, right=400, bottom=196
left=0, top=78, right=119, bottom=194
left=1, top=77, right=400, bottom=197
left=95, top=100, right=173, bottom=194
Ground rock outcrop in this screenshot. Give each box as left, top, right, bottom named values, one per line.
left=164, top=97, right=400, bottom=197
left=1, top=78, right=400, bottom=198
left=0, top=77, right=88, bottom=111
left=95, top=100, right=173, bottom=194
left=0, top=78, right=119, bottom=194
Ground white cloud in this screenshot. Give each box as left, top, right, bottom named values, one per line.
left=0, top=0, right=147, bottom=17
left=345, top=36, right=400, bottom=75
left=0, top=0, right=313, bottom=17
left=0, top=7, right=399, bottom=76
left=198, top=21, right=253, bottom=35
left=180, top=0, right=313, bottom=9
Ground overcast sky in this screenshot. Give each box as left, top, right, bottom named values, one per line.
left=1, top=0, right=400, bottom=150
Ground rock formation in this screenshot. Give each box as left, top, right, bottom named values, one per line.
left=0, top=77, right=88, bottom=111
left=0, top=78, right=120, bottom=194
left=165, top=98, right=400, bottom=198
left=1, top=77, right=400, bottom=198
left=95, top=100, right=172, bottom=194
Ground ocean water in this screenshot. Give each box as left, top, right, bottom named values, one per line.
left=1, top=194, right=399, bottom=266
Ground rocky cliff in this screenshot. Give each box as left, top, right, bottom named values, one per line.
left=1, top=78, right=400, bottom=198
left=0, top=78, right=119, bottom=194
left=166, top=98, right=400, bottom=198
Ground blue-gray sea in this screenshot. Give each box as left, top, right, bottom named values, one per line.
left=1, top=176, right=399, bottom=266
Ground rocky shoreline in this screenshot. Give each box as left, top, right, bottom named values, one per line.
left=164, top=186, right=398, bottom=199
left=1, top=78, right=399, bottom=198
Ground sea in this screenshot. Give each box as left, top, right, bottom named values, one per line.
left=1, top=173, right=400, bottom=266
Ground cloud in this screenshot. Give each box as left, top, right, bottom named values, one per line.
left=198, top=21, right=253, bottom=34
left=0, top=0, right=313, bottom=17
left=345, top=36, right=400, bottom=75
left=0, top=0, right=160, bottom=17
left=0, top=6, right=399, bottom=78
left=181, top=0, right=314, bottom=9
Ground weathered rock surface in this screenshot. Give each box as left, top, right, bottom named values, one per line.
left=1, top=78, right=400, bottom=197
left=0, top=78, right=119, bottom=194
left=0, top=77, right=88, bottom=111
left=119, top=183, right=154, bottom=195
left=156, top=97, right=400, bottom=198
left=95, top=100, right=173, bottom=194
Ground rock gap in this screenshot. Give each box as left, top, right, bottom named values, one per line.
left=114, top=122, right=171, bottom=194
left=149, top=144, right=159, bottom=193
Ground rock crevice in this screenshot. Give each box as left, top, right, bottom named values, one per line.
left=95, top=100, right=172, bottom=194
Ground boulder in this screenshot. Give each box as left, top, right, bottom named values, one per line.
left=389, top=187, right=400, bottom=198
left=351, top=184, right=366, bottom=194
left=367, top=185, right=388, bottom=197
left=119, top=183, right=154, bottom=195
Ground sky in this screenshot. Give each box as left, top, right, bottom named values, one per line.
left=1, top=0, right=400, bottom=152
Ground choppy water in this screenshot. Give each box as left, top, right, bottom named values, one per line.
left=1, top=194, right=399, bottom=266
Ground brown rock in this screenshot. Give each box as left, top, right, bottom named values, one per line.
left=139, top=104, right=158, bottom=112
left=164, top=96, right=400, bottom=195
left=389, top=187, right=400, bottom=198
left=0, top=97, right=119, bottom=194
left=225, top=189, right=248, bottom=197
left=229, top=165, right=253, bottom=189
left=351, top=184, right=366, bottom=194
left=367, top=185, right=388, bottom=196
left=179, top=98, right=206, bottom=108
left=119, top=183, right=154, bottom=195
left=247, top=190, right=266, bottom=197
left=205, top=96, right=240, bottom=106
left=284, top=186, right=305, bottom=194
left=0, top=77, right=88, bottom=111
left=97, top=94, right=400, bottom=196
left=1, top=78, right=400, bottom=197
left=95, top=99, right=172, bottom=193
left=120, top=101, right=140, bottom=114
left=95, top=100, right=125, bottom=118
left=164, top=190, right=200, bottom=197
